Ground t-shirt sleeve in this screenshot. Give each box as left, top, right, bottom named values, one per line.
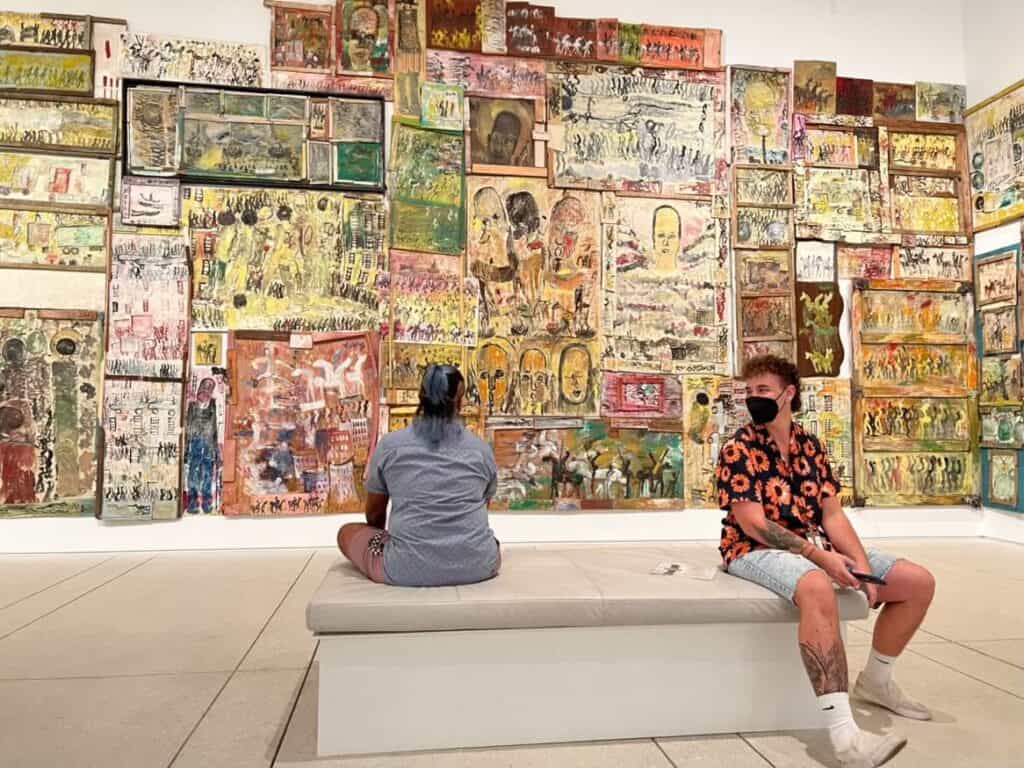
left=715, top=436, right=762, bottom=510
left=365, top=438, right=389, bottom=495
left=815, top=438, right=841, bottom=499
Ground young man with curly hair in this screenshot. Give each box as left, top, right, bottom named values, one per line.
left=716, top=355, right=936, bottom=768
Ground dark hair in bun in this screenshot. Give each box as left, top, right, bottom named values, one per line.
left=413, top=364, right=465, bottom=444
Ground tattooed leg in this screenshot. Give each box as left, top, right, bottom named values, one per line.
left=795, top=571, right=849, bottom=695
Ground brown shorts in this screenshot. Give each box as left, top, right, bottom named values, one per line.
left=342, top=525, right=391, bottom=584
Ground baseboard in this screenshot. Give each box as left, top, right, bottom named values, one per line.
left=981, top=507, right=1024, bottom=544
left=0, top=505, right=986, bottom=553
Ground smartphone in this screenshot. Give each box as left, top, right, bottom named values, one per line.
left=849, top=570, right=887, bottom=586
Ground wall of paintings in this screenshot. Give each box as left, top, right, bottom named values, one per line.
left=1, top=1, right=1022, bottom=528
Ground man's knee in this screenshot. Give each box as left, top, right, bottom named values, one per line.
left=794, top=569, right=838, bottom=613
left=908, top=562, right=936, bottom=603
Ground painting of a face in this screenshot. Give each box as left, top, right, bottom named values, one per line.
left=470, top=98, right=536, bottom=168
left=559, top=344, right=591, bottom=405
left=471, top=187, right=510, bottom=267
left=518, top=348, right=549, bottom=412
left=652, top=205, right=681, bottom=272
left=548, top=196, right=589, bottom=275
left=477, top=343, right=509, bottom=414
left=487, top=111, right=521, bottom=165
left=348, top=5, right=380, bottom=70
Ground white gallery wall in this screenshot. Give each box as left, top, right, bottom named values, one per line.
left=963, top=0, right=1024, bottom=105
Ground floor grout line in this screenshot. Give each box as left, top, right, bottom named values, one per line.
left=907, top=647, right=1024, bottom=701
left=653, top=737, right=679, bottom=767
left=0, top=667, right=310, bottom=683
left=270, top=639, right=319, bottom=767
left=0, top=555, right=158, bottom=643
left=166, top=551, right=317, bottom=768
left=739, top=733, right=778, bottom=767
left=0, top=555, right=116, bottom=611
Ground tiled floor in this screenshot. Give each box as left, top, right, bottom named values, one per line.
left=0, top=538, right=1022, bottom=767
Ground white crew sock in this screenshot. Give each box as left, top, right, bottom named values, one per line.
left=819, top=692, right=860, bottom=753
left=863, top=648, right=897, bottom=687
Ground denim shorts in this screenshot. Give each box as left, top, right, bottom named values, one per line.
left=727, top=547, right=899, bottom=604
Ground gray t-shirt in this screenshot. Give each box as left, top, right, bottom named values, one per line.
left=366, top=424, right=499, bottom=587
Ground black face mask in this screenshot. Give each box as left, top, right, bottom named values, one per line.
left=746, top=392, right=785, bottom=425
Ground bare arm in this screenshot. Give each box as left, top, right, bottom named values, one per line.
left=365, top=492, right=388, bottom=529
left=820, top=496, right=870, bottom=571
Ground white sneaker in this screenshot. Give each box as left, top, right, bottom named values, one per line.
left=835, top=730, right=908, bottom=768
left=855, top=673, right=933, bottom=721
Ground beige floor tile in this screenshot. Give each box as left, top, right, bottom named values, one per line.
left=0, top=553, right=153, bottom=639
left=275, top=666, right=672, bottom=768
left=171, top=668, right=307, bottom=768
left=656, top=734, right=771, bottom=766
left=0, top=549, right=311, bottom=678
left=0, top=553, right=110, bottom=608
left=0, top=672, right=226, bottom=768
left=745, top=643, right=1024, bottom=767
left=845, top=622, right=945, bottom=648
left=240, top=550, right=335, bottom=672
left=965, top=638, right=1024, bottom=667
left=908, top=642, right=1024, bottom=698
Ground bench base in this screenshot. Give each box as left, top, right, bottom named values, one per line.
left=317, top=622, right=843, bottom=756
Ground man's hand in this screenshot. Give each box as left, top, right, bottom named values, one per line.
left=810, top=549, right=862, bottom=589
left=861, top=581, right=879, bottom=608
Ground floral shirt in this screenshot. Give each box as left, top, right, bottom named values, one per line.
left=715, top=421, right=840, bottom=566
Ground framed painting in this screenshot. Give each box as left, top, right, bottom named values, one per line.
left=795, top=241, right=836, bottom=282
left=736, top=249, right=793, bottom=293
left=740, top=295, right=794, bottom=342
left=729, top=66, right=791, bottom=164
left=183, top=358, right=229, bottom=514
left=797, top=127, right=857, bottom=167
left=0, top=96, right=117, bottom=156
left=793, top=60, right=836, bottom=116
left=390, top=249, right=477, bottom=347
left=980, top=305, right=1018, bottom=356
left=980, top=406, right=1024, bottom=448
left=734, top=167, right=793, bottom=206
left=427, top=0, right=481, bottom=53
left=681, top=375, right=749, bottom=507
left=0, top=12, right=90, bottom=50
left=796, top=377, right=854, bottom=505
left=981, top=354, right=1023, bottom=406
left=742, top=339, right=795, bottom=364
left=795, top=282, right=844, bottom=377
left=797, top=167, right=884, bottom=236
left=120, top=177, right=181, bottom=227
left=859, top=396, right=972, bottom=452
left=889, top=131, right=958, bottom=172
left=337, top=0, right=392, bottom=75
left=600, top=372, right=683, bottom=422
left=965, top=77, right=1024, bottom=232
left=126, top=85, right=180, bottom=175
left=836, top=76, right=873, bottom=117
left=873, top=82, right=916, bottom=121
left=735, top=206, right=793, bottom=249
left=419, top=81, right=464, bottom=131
left=857, top=450, right=973, bottom=505
left=0, top=46, right=93, bottom=95
left=856, top=343, right=972, bottom=396
left=120, top=33, right=265, bottom=88
left=0, top=207, right=107, bottom=271
left=101, top=378, right=183, bottom=521
left=837, top=245, right=892, bottom=279
left=915, top=81, right=966, bottom=124
left=891, top=174, right=963, bottom=235
left=468, top=96, right=540, bottom=174
left=984, top=450, right=1020, bottom=510
left=975, top=246, right=1018, bottom=307
left=0, top=308, right=103, bottom=518
left=0, top=150, right=111, bottom=211
left=893, top=245, right=972, bottom=281
left=855, top=287, right=971, bottom=344
left=270, top=2, right=334, bottom=73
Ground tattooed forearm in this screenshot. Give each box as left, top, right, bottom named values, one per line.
left=799, top=640, right=849, bottom=695
left=753, top=519, right=813, bottom=555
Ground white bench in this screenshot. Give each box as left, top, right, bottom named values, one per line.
left=307, top=543, right=869, bottom=756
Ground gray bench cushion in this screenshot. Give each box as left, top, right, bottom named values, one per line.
left=307, top=544, right=870, bottom=634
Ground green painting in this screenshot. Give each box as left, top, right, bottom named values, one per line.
left=335, top=141, right=383, bottom=187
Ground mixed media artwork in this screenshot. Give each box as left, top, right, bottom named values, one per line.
left=389, top=122, right=465, bottom=255
left=793, top=60, right=837, bottom=116
left=981, top=406, right=1024, bottom=448
left=101, top=378, right=182, bottom=520
left=836, top=245, right=892, bottom=280
left=796, top=282, right=844, bottom=377
left=0, top=47, right=93, bottom=95
left=223, top=332, right=379, bottom=516
left=681, top=375, right=747, bottom=507
left=390, top=249, right=477, bottom=347
left=0, top=96, right=117, bottom=155
left=892, top=245, right=972, bottom=281
left=985, top=450, right=1019, bottom=508
left=270, top=3, right=334, bottom=73
left=184, top=185, right=387, bottom=332
left=858, top=450, right=972, bottom=504
left=546, top=64, right=727, bottom=196
left=0, top=150, right=111, bottom=210
left=419, top=81, right=464, bottom=131
left=737, top=249, right=793, bottom=293
left=0, top=309, right=103, bottom=517
left=734, top=167, right=793, bottom=206
left=0, top=11, right=90, bottom=49
left=729, top=66, right=791, bottom=164
left=600, top=371, right=683, bottom=423
left=836, top=77, right=873, bottom=117
left=337, top=0, right=392, bottom=75
left=873, top=82, right=916, bottom=121
left=740, top=295, right=794, bottom=342
left=797, top=377, right=854, bottom=504
left=915, top=81, right=966, bottom=124
left=120, top=33, right=266, bottom=88
left=795, top=241, right=836, bottom=282
left=183, top=355, right=228, bottom=514
left=981, top=355, right=1022, bottom=406
left=889, top=131, right=958, bottom=172
left=603, top=196, right=728, bottom=374
left=120, top=177, right=181, bottom=227
left=965, top=79, right=1024, bottom=231
left=975, top=247, right=1018, bottom=307
left=980, top=305, right=1017, bottom=356
left=735, top=206, right=793, bottom=249
left=0, top=207, right=107, bottom=270
left=468, top=96, right=537, bottom=171
left=106, top=233, right=190, bottom=379
left=859, top=396, right=972, bottom=451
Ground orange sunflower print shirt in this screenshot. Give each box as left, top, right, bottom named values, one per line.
left=716, top=422, right=840, bottom=566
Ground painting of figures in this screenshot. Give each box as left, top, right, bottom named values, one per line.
left=981, top=355, right=1023, bottom=406
left=101, top=379, right=183, bottom=521
left=889, top=131, right=958, bottom=172
left=735, top=207, right=792, bottom=249
left=0, top=208, right=107, bottom=271
left=385, top=343, right=465, bottom=393
left=107, top=233, right=190, bottom=379
left=390, top=249, right=476, bottom=347
left=224, top=332, right=379, bottom=516
left=860, top=397, right=972, bottom=451
left=468, top=176, right=600, bottom=340
left=602, top=196, right=728, bottom=374
left=127, top=86, right=180, bottom=175
left=975, top=247, right=1018, bottom=307
left=0, top=97, right=117, bottom=155
left=893, top=245, right=971, bottom=281
left=857, top=344, right=972, bottom=396
left=873, top=82, right=916, bottom=121
left=891, top=175, right=962, bottom=234
left=915, top=81, right=966, bottom=123
left=730, top=66, right=791, bottom=164
left=859, top=451, right=972, bottom=505
left=740, top=295, right=793, bottom=341
left=489, top=420, right=682, bottom=510
left=121, top=33, right=266, bottom=88
left=981, top=305, right=1018, bottom=356
left=737, top=249, right=793, bottom=293
left=183, top=357, right=229, bottom=515
left=389, top=122, right=465, bottom=255
left=836, top=245, right=892, bottom=280
left=0, top=48, right=93, bottom=95
left=337, top=0, right=392, bottom=74
left=0, top=309, right=103, bottom=517
left=546, top=64, right=727, bottom=196
left=184, top=185, right=386, bottom=332
left=796, top=282, right=844, bottom=378
left=797, top=378, right=853, bottom=505
left=793, top=60, right=837, bottom=115
left=271, top=3, right=334, bottom=73
left=856, top=288, right=971, bottom=343
left=734, top=168, right=792, bottom=206
left=681, top=375, right=747, bottom=507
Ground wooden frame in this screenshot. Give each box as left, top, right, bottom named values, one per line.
left=984, top=449, right=1020, bottom=510
left=974, top=245, right=1019, bottom=308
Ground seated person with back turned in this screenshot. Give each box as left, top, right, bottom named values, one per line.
left=716, top=355, right=936, bottom=768
left=337, top=364, right=501, bottom=587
